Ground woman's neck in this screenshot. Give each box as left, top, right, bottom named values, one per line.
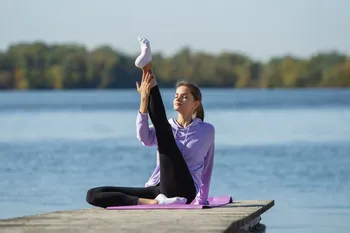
left=177, top=114, right=193, bottom=128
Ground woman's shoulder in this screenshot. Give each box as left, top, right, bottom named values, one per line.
left=200, top=121, right=215, bottom=130
left=199, top=121, right=215, bottom=136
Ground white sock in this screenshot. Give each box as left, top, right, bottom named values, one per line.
left=135, top=36, right=152, bottom=68
left=155, top=194, right=187, bottom=205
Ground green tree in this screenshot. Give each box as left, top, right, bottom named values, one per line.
left=0, top=42, right=349, bottom=90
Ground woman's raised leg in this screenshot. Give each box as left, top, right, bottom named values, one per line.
left=135, top=37, right=196, bottom=204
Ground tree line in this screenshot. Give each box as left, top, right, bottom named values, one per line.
left=0, top=42, right=349, bottom=90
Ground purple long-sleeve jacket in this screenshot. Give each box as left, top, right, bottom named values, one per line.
left=136, top=111, right=215, bottom=204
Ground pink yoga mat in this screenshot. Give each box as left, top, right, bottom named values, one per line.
left=106, top=196, right=232, bottom=210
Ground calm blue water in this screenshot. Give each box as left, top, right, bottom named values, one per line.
left=1, top=88, right=350, bottom=233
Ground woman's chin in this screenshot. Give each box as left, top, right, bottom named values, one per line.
left=173, top=106, right=182, bottom=112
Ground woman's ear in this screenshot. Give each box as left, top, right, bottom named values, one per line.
left=194, top=100, right=200, bottom=111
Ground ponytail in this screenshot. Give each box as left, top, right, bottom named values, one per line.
left=194, top=102, right=204, bottom=121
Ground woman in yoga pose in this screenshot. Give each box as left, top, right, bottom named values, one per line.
left=86, top=37, right=215, bottom=207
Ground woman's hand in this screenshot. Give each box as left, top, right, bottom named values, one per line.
left=136, top=70, right=153, bottom=98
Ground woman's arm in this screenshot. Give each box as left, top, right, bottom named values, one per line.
left=195, top=128, right=215, bottom=204
left=136, top=111, right=157, bottom=147
left=135, top=70, right=157, bottom=147
left=139, top=95, right=148, bottom=114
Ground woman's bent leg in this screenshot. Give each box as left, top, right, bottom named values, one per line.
left=86, top=185, right=160, bottom=208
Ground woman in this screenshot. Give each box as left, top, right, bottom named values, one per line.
left=86, top=37, right=215, bottom=207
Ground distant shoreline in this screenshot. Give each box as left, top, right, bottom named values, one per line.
left=1, top=86, right=350, bottom=92
left=1, top=42, right=349, bottom=90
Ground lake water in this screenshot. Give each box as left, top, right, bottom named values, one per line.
left=0, top=88, right=350, bottom=233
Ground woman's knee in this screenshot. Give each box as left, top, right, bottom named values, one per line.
left=86, top=187, right=99, bottom=205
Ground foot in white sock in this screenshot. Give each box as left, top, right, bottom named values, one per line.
left=155, top=194, right=187, bottom=205
left=135, top=36, right=152, bottom=68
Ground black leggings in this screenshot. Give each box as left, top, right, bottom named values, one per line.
left=86, top=85, right=197, bottom=208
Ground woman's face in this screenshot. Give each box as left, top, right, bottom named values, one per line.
left=173, top=86, right=199, bottom=115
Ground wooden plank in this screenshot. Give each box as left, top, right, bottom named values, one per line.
left=0, top=200, right=274, bottom=233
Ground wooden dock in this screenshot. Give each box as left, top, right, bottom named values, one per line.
left=0, top=200, right=274, bottom=233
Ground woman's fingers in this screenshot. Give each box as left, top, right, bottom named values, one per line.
left=144, top=72, right=149, bottom=83
left=142, top=69, right=148, bottom=83
left=140, top=69, right=153, bottom=91
left=145, top=71, right=152, bottom=84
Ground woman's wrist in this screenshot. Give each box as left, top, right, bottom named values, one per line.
left=139, top=95, right=149, bottom=113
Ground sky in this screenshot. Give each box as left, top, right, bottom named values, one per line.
left=1, top=0, right=349, bottom=61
